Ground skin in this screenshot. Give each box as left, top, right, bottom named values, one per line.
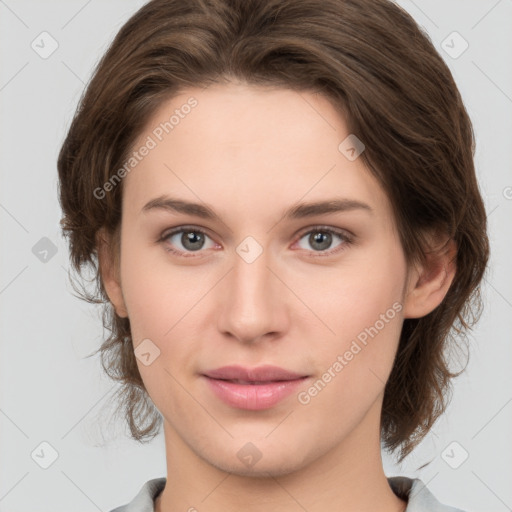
left=98, top=82, right=456, bottom=512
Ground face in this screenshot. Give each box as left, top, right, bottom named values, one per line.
left=108, top=82, right=414, bottom=476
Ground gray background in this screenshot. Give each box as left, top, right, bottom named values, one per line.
left=0, top=0, right=511, bottom=511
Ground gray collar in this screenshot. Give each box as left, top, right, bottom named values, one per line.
left=110, top=476, right=466, bottom=512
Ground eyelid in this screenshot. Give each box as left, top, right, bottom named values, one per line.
left=159, top=224, right=213, bottom=242
left=294, top=224, right=354, bottom=240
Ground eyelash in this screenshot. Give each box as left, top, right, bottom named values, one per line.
left=158, top=225, right=354, bottom=259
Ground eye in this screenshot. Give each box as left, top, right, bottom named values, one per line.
left=158, top=225, right=354, bottom=258
left=294, top=226, right=353, bottom=257
left=159, top=226, right=218, bottom=256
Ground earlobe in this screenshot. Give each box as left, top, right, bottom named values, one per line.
left=402, top=236, right=457, bottom=319
left=96, top=228, right=129, bottom=318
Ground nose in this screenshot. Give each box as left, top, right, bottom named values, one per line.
left=216, top=243, right=290, bottom=345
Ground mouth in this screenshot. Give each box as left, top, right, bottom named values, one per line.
left=213, top=379, right=301, bottom=385
left=201, top=365, right=310, bottom=410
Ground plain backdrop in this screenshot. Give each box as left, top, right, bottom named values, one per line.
left=0, top=1, right=511, bottom=511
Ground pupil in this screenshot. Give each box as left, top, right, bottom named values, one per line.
left=311, top=231, right=331, bottom=251
left=183, top=231, right=204, bottom=251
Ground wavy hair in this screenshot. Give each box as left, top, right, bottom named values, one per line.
left=57, top=0, right=489, bottom=460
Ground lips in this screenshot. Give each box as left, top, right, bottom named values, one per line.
left=202, top=365, right=310, bottom=410
left=203, top=364, right=307, bottom=382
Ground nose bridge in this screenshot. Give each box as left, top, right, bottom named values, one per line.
left=217, top=239, right=285, bottom=343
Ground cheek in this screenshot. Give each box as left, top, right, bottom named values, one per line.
left=300, top=242, right=406, bottom=345
left=295, top=242, right=407, bottom=395
left=119, top=233, right=210, bottom=338
left=119, top=240, right=211, bottom=391
left=296, top=293, right=404, bottom=429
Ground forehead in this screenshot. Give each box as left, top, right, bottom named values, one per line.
left=123, top=82, right=393, bottom=226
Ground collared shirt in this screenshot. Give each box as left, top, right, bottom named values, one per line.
left=109, top=476, right=466, bottom=511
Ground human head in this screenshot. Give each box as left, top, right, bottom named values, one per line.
left=57, top=0, right=489, bottom=462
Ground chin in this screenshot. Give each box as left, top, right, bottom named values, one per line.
left=198, top=441, right=312, bottom=478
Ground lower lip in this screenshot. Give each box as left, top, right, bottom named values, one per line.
left=203, top=376, right=308, bottom=410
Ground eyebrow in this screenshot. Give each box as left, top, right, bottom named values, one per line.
left=141, top=195, right=373, bottom=221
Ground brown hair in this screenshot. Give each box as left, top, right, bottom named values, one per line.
left=57, top=0, right=489, bottom=461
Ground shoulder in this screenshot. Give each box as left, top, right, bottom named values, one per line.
left=108, top=477, right=166, bottom=512
left=388, top=476, right=467, bottom=512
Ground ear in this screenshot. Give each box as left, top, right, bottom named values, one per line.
left=96, top=227, right=129, bottom=318
left=402, top=234, right=457, bottom=319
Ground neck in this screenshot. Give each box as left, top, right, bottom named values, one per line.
left=155, top=398, right=406, bottom=512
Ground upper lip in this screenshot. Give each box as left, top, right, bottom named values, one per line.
left=203, top=365, right=308, bottom=382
